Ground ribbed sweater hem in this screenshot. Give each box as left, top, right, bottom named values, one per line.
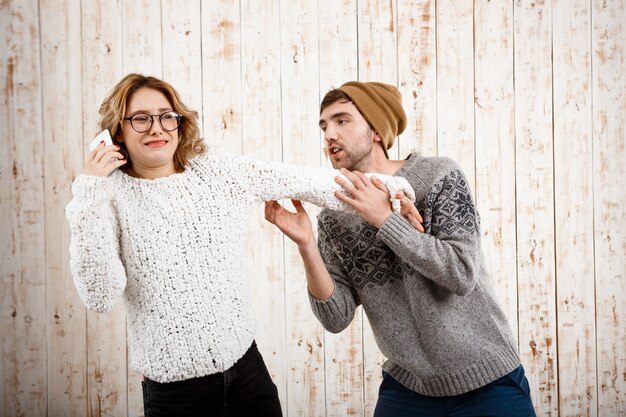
left=383, top=349, right=521, bottom=397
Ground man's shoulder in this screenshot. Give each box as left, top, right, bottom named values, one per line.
left=400, top=153, right=462, bottom=192
left=404, top=153, right=460, bottom=175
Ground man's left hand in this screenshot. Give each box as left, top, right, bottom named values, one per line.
left=335, top=169, right=424, bottom=232
left=334, top=169, right=396, bottom=228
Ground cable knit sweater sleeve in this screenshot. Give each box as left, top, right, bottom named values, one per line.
left=377, top=165, right=482, bottom=296
left=65, top=174, right=126, bottom=313
left=308, top=216, right=361, bottom=333
left=217, top=150, right=414, bottom=212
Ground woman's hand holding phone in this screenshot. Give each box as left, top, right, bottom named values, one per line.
left=84, top=130, right=127, bottom=177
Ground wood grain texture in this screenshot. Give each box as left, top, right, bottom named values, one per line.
left=473, top=0, right=518, bottom=342
left=0, top=1, right=47, bottom=416
left=162, top=0, right=203, bottom=125
left=122, top=0, right=163, bottom=76
left=397, top=0, right=437, bottom=158
left=592, top=1, right=626, bottom=416
left=436, top=0, right=475, bottom=188
left=201, top=0, right=242, bottom=152
left=553, top=1, right=597, bottom=416
left=514, top=1, right=558, bottom=415
left=39, top=0, right=88, bottom=415
left=1, top=2, right=625, bottom=416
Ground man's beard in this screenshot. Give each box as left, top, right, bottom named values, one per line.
left=331, top=127, right=374, bottom=171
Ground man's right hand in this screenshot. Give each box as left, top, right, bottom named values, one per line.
left=264, top=199, right=315, bottom=248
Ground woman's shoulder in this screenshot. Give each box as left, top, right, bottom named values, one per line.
left=190, top=146, right=241, bottom=167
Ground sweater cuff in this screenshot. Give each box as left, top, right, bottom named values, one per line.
left=71, top=174, right=115, bottom=205
left=307, top=287, right=340, bottom=318
left=377, top=211, right=416, bottom=244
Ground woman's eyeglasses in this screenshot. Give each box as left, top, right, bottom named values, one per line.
left=124, top=111, right=182, bottom=133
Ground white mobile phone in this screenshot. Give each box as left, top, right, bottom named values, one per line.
left=89, top=129, right=113, bottom=151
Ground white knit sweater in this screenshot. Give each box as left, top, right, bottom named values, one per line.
left=65, top=147, right=414, bottom=383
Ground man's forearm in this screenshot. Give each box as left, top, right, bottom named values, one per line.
left=298, top=240, right=335, bottom=301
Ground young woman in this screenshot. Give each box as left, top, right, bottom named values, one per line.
left=66, top=73, right=416, bottom=417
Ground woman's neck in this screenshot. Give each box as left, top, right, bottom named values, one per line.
left=126, top=162, right=179, bottom=179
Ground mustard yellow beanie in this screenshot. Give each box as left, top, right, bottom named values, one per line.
left=338, top=81, right=406, bottom=158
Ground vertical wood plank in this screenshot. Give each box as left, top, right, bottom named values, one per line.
left=280, top=0, right=326, bottom=415
left=592, top=1, right=626, bottom=416
left=122, top=0, right=163, bottom=76
left=358, top=0, right=399, bottom=162
left=318, top=1, right=364, bottom=416
left=553, top=1, right=597, bottom=416
left=200, top=1, right=243, bottom=152
left=81, top=2, right=129, bottom=416
left=513, top=1, right=558, bottom=415
left=0, top=1, right=47, bottom=416
left=39, top=0, right=88, bottom=415
left=436, top=0, right=475, bottom=189
left=3, top=2, right=626, bottom=416
left=240, top=0, right=287, bottom=410
left=397, top=0, right=437, bottom=158
left=474, top=0, right=518, bottom=341
left=357, top=1, right=398, bottom=413
left=162, top=0, right=203, bottom=124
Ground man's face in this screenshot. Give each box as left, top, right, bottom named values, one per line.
left=319, top=100, right=375, bottom=171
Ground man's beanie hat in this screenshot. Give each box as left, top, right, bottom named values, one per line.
left=338, top=81, right=407, bottom=157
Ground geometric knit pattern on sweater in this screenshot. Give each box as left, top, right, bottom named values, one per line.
left=65, top=147, right=415, bottom=383
left=310, top=153, right=521, bottom=397
left=424, top=169, right=480, bottom=236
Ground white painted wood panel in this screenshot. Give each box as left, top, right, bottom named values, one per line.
left=553, top=1, right=597, bottom=416
left=39, top=0, right=88, bottom=415
left=200, top=1, right=242, bottom=152
left=397, top=0, right=437, bottom=158
left=436, top=0, right=475, bottom=187
left=473, top=0, right=518, bottom=341
left=0, top=1, right=47, bottom=416
left=592, top=1, right=626, bottom=416
left=1, top=2, right=625, bottom=416
left=514, top=1, right=559, bottom=415
left=122, top=0, right=163, bottom=76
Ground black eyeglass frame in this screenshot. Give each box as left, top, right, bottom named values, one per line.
left=123, top=111, right=183, bottom=133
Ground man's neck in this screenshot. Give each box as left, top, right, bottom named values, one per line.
left=361, top=154, right=407, bottom=176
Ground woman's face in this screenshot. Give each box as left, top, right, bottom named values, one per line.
left=119, top=87, right=180, bottom=175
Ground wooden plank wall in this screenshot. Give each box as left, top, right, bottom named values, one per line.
left=1, top=1, right=624, bottom=416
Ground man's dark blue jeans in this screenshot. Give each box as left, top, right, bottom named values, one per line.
left=142, top=341, right=282, bottom=417
left=374, top=365, right=536, bottom=417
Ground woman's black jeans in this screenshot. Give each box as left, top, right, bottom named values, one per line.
left=142, top=341, right=282, bottom=417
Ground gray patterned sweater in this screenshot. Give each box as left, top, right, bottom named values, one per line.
left=309, top=153, right=521, bottom=397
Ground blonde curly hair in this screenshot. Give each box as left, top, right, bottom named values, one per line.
left=98, top=73, right=207, bottom=172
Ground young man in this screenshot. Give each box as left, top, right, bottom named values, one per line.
left=265, top=81, right=536, bottom=416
